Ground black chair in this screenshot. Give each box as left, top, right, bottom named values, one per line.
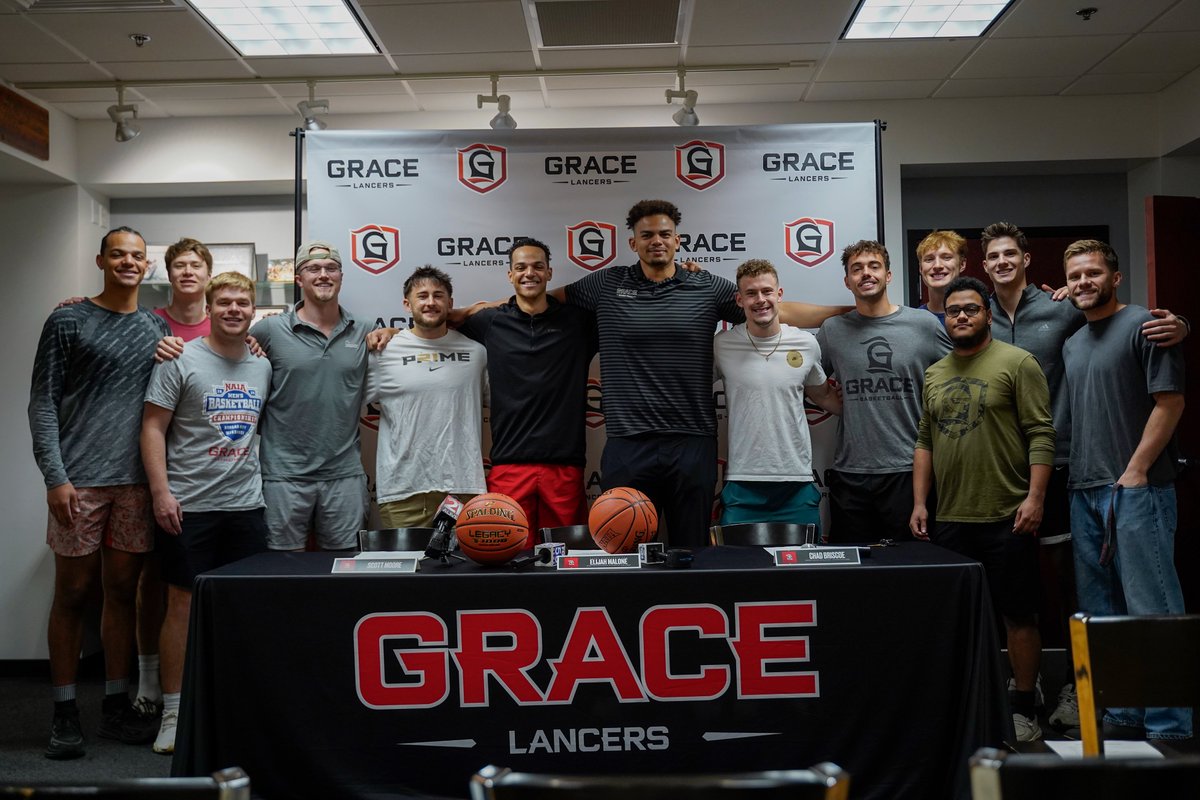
left=469, top=763, right=849, bottom=800
left=539, top=524, right=598, bottom=550
left=709, top=522, right=811, bottom=547
left=969, top=747, right=1200, bottom=799
left=357, top=527, right=435, bottom=552
left=1070, top=612, right=1200, bottom=756
left=1, top=767, right=250, bottom=799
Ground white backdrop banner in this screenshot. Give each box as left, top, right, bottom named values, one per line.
left=304, top=123, right=881, bottom=518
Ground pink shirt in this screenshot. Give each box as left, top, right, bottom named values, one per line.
left=154, top=307, right=210, bottom=341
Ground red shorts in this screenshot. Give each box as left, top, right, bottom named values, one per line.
left=487, top=463, right=588, bottom=547
left=46, top=484, right=154, bottom=557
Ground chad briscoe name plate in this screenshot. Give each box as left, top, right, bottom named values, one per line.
left=772, top=547, right=861, bottom=567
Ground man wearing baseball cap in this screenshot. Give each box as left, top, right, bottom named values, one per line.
left=248, top=241, right=370, bottom=551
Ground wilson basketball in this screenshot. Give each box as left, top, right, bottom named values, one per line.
left=588, top=487, right=659, bottom=554
left=455, top=493, right=530, bottom=565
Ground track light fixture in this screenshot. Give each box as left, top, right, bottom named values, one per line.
left=665, top=68, right=699, bottom=127
left=297, top=81, right=329, bottom=131
left=107, top=86, right=140, bottom=143
left=477, top=75, right=517, bottom=130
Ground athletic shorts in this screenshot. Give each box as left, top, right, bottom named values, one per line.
left=263, top=474, right=369, bottom=551
left=487, top=463, right=587, bottom=546
left=379, top=491, right=478, bottom=529
left=1038, top=465, right=1072, bottom=546
left=933, top=517, right=1041, bottom=617
left=719, top=480, right=821, bottom=530
left=46, top=484, right=154, bottom=557
left=158, top=508, right=268, bottom=589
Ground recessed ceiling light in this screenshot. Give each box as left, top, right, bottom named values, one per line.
left=187, top=0, right=378, bottom=57
left=842, top=0, right=1014, bottom=40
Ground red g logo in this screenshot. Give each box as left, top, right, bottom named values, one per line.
left=457, top=143, right=507, bottom=194
left=675, top=140, right=725, bottom=191
left=784, top=217, right=834, bottom=268
left=585, top=378, right=604, bottom=429
left=567, top=221, right=617, bottom=271
left=350, top=225, right=400, bottom=274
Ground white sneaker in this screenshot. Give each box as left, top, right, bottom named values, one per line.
left=1007, top=675, right=1045, bottom=709
left=1014, top=713, right=1043, bottom=742
left=1049, top=683, right=1079, bottom=729
left=153, top=710, right=177, bottom=755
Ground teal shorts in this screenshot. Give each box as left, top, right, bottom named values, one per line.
left=719, top=480, right=822, bottom=530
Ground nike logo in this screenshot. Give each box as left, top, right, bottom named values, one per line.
left=429, top=365, right=444, bottom=371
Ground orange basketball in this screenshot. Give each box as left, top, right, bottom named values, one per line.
left=455, top=493, right=530, bottom=565
left=588, top=487, right=659, bottom=554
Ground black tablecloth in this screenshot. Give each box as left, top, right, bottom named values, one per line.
left=174, top=543, right=1007, bottom=799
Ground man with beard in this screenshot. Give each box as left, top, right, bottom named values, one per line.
left=140, top=271, right=272, bottom=755
left=1061, top=240, right=1190, bottom=743
left=910, top=275, right=1054, bottom=743
left=817, top=241, right=949, bottom=543
left=366, top=266, right=488, bottom=527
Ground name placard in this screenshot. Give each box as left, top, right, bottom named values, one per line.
left=332, top=557, right=420, bottom=573
left=557, top=553, right=641, bottom=570
left=773, top=547, right=862, bottom=567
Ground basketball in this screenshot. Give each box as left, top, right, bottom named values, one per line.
left=588, top=487, right=659, bottom=554
left=455, top=493, right=530, bottom=565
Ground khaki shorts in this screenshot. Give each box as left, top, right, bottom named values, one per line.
left=46, top=484, right=154, bottom=557
left=379, top=491, right=477, bottom=529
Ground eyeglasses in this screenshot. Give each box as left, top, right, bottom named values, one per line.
left=945, top=304, right=984, bottom=318
left=301, top=264, right=342, bottom=275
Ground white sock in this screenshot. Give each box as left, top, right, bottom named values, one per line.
left=162, top=692, right=181, bottom=717
left=137, top=654, right=162, bottom=703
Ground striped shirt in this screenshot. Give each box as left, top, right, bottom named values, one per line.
left=565, top=264, right=742, bottom=438
left=29, top=300, right=171, bottom=489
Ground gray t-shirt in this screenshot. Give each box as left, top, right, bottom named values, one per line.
left=145, top=339, right=272, bottom=512
left=816, top=306, right=950, bottom=473
left=250, top=303, right=368, bottom=481
left=1063, top=305, right=1184, bottom=490
left=29, top=301, right=170, bottom=489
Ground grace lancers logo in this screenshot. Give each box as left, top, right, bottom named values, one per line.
left=350, top=225, right=400, bottom=274
left=567, top=220, right=617, bottom=271
left=457, top=143, right=507, bottom=194
left=935, top=376, right=988, bottom=439
left=585, top=378, right=604, bottom=429
left=204, top=382, right=264, bottom=442
left=675, top=140, right=725, bottom=191
left=784, top=217, right=835, bottom=268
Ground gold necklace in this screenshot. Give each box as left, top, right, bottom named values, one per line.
left=746, top=325, right=782, bottom=359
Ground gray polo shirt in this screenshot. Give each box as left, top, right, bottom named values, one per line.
left=250, top=303, right=368, bottom=481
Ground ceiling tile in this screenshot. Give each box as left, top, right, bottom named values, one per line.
left=0, top=15, right=86, bottom=63
left=136, top=83, right=277, bottom=100
left=991, top=0, right=1177, bottom=38
left=1090, top=32, right=1200, bottom=75
left=100, top=59, right=255, bottom=81
left=29, top=9, right=234, bottom=62
left=1062, top=72, right=1186, bottom=95
left=805, top=79, right=939, bottom=102
left=820, top=40, right=976, bottom=82
left=248, top=55, right=393, bottom=78
left=538, top=47, right=679, bottom=70
left=370, top=1, right=529, bottom=55
left=1146, top=0, right=1200, bottom=32
left=932, top=76, right=1073, bottom=98
left=686, top=43, right=825, bottom=67
left=0, top=62, right=111, bottom=82
left=390, top=51, right=536, bottom=74
left=954, top=35, right=1128, bottom=79
left=689, top=0, right=848, bottom=45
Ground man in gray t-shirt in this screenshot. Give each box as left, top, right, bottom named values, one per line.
left=1061, top=239, right=1189, bottom=740
left=816, top=240, right=949, bottom=543
left=140, top=272, right=271, bottom=756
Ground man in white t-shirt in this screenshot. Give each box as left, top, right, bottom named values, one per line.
left=714, top=259, right=840, bottom=529
left=365, top=266, right=488, bottom=527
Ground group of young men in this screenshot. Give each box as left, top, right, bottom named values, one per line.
left=28, top=199, right=1191, bottom=764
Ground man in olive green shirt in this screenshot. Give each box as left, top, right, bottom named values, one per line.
left=910, top=276, right=1054, bottom=743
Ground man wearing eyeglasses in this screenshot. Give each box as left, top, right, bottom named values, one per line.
left=248, top=241, right=369, bottom=552
left=910, top=275, right=1055, bottom=743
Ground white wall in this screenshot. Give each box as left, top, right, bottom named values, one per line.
left=0, top=183, right=109, bottom=659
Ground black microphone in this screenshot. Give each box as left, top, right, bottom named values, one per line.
left=424, top=495, right=464, bottom=560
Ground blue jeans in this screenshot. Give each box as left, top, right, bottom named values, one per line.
left=1070, top=483, right=1192, bottom=739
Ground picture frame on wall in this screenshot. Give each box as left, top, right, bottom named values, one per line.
left=143, top=244, right=172, bottom=284
left=252, top=305, right=288, bottom=325
left=208, top=243, right=257, bottom=279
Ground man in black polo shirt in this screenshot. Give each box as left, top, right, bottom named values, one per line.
left=458, top=237, right=597, bottom=542
left=560, top=199, right=845, bottom=547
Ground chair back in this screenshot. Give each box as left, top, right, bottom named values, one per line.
left=539, top=525, right=598, bottom=550
left=970, top=747, right=1200, bottom=799
left=709, top=522, right=810, bottom=547
left=470, top=763, right=848, bottom=800
left=1, top=767, right=250, bottom=799
left=358, top=528, right=435, bottom=552
left=1070, top=613, right=1200, bottom=756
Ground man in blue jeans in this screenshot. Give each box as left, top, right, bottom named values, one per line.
left=1061, top=239, right=1190, bottom=741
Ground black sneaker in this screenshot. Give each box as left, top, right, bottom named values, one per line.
left=98, top=697, right=158, bottom=745
left=46, top=706, right=85, bottom=760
